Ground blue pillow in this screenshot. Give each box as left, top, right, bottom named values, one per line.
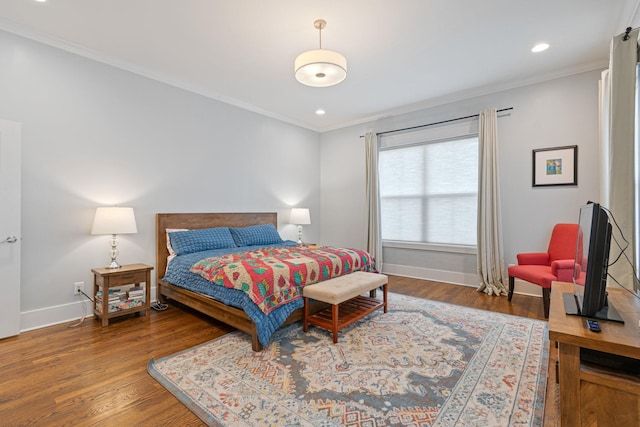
left=230, top=224, right=284, bottom=247
left=169, top=227, right=237, bottom=255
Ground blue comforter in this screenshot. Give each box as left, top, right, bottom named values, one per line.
left=162, top=241, right=301, bottom=346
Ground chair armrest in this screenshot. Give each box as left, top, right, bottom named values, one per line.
left=551, top=259, right=576, bottom=282
left=516, top=252, right=549, bottom=265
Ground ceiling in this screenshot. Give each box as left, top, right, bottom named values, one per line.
left=1, top=0, right=639, bottom=132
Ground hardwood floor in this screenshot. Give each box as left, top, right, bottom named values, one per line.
left=0, top=276, right=557, bottom=426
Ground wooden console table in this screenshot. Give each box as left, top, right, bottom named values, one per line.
left=549, top=281, right=640, bottom=426
left=92, top=263, right=153, bottom=327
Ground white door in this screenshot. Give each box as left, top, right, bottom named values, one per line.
left=0, top=120, right=21, bottom=339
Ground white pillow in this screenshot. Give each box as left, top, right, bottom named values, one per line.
left=166, top=228, right=188, bottom=267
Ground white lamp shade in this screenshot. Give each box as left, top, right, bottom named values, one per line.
left=91, top=207, right=138, bottom=235
left=290, top=208, right=311, bottom=225
left=295, top=49, right=347, bottom=87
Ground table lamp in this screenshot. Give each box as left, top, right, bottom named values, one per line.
left=290, top=208, right=311, bottom=245
left=91, top=206, right=138, bottom=269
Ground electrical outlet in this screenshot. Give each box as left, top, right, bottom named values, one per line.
left=74, top=281, right=84, bottom=295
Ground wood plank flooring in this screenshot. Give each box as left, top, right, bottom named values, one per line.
left=0, top=275, right=557, bottom=426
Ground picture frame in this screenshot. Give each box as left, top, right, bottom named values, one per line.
left=532, top=145, right=578, bottom=187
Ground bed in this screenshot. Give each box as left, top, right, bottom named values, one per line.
left=155, top=212, right=376, bottom=351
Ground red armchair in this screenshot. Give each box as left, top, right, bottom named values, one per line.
left=507, top=223, right=579, bottom=318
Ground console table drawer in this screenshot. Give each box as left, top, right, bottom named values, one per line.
left=99, top=271, right=146, bottom=287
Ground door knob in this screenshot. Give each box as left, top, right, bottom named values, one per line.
left=0, top=235, right=18, bottom=244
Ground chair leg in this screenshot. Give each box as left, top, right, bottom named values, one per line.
left=508, top=276, right=515, bottom=301
left=542, top=288, right=551, bottom=318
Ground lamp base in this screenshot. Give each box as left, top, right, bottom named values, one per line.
left=106, top=259, right=121, bottom=269
left=297, top=225, right=304, bottom=246
left=107, top=234, right=121, bottom=268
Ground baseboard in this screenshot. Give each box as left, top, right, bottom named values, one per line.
left=381, top=264, right=542, bottom=298
left=20, top=299, right=95, bottom=332
left=20, top=285, right=157, bottom=333
left=381, top=263, right=478, bottom=288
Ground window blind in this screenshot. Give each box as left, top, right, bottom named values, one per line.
left=379, top=119, right=479, bottom=246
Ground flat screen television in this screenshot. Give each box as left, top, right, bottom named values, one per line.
left=563, top=202, right=624, bottom=323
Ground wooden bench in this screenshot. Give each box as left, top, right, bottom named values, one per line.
left=303, top=271, right=388, bottom=343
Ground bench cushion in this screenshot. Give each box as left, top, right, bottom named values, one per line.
left=303, top=272, right=388, bottom=305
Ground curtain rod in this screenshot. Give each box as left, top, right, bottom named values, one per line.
left=359, top=107, right=513, bottom=138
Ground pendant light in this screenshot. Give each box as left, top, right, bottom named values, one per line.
left=295, top=19, right=347, bottom=87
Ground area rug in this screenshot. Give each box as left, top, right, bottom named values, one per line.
left=148, top=292, right=548, bottom=426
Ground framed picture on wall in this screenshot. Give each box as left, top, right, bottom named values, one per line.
left=532, top=145, right=578, bottom=187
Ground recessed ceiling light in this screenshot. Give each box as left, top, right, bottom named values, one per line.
left=34, top=0, right=47, bottom=2
left=531, top=43, right=549, bottom=53
left=315, top=109, right=326, bottom=115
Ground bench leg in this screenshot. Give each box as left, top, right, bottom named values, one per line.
left=303, top=297, right=309, bottom=332
left=332, top=304, right=339, bottom=343
left=383, top=283, right=388, bottom=313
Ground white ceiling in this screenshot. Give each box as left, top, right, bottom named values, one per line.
left=1, top=0, right=639, bottom=132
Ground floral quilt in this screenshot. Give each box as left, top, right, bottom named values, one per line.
left=190, top=246, right=376, bottom=314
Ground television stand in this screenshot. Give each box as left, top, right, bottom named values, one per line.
left=551, top=282, right=640, bottom=427
left=562, top=292, right=624, bottom=323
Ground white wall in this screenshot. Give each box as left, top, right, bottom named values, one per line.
left=320, top=70, right=602, bottom=294
left=0, top=30, right=321, bottom=330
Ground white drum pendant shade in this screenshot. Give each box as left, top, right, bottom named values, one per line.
left=295, top=19, right=347, bottom=88
left=295, top=49, right=347, bottom=87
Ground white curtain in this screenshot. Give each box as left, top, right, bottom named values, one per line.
left=601, top=29, right=639, bottom=290
left=365, top=132, right=383, bottom=271
left=476, top=108, right=508, bottom=295
left=599, top=69, right=611, bottom=208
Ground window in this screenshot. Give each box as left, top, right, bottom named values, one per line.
left=379, top=122, right=478, bottom=247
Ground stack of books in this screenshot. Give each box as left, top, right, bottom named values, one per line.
left=96, top=288, right=125, bottom=304
left=96, top=288, right=128, bottom=313
left=128, top=286, right=145, bottom=301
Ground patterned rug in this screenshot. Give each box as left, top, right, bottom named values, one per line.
left=148, top=293, right=548, bottom=426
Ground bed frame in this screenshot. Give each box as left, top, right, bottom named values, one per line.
left=155, top=212, right=325, bottom=351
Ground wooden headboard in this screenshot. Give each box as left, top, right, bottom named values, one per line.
left=155, top=212, right=278, bottom=284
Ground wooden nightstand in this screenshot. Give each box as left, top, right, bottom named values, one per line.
left=92, top=263, right=153, bottom=326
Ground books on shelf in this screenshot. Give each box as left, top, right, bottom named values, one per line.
left=128, top=286, right=144, bottom=300
left=95, top=286, right=145, bottom=314
left=97, top=288, right=126, bottom=300
left=95, top=299, right=143, bottom=314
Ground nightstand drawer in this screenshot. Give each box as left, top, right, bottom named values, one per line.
left=103, top=271, right=146, bottom=287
